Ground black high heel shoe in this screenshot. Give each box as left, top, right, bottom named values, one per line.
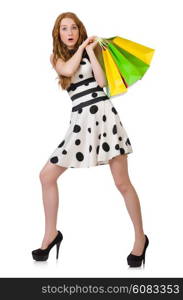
left=127, top=234, right=149, bottom=268
left=32, top=230, right=63, bottom=261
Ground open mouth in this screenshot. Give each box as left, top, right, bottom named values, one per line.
left=68, top=38, right=74, bottom=41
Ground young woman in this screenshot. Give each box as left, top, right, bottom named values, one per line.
left=32, top=12, right=149, bottom=267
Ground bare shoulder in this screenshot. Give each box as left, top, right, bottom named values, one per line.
left=50, top=53, right=54, bottom=67
left=50, top=53, right=54, bottom=62
left=50, top=53, right=56, bottom=67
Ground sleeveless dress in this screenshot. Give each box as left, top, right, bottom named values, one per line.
left=48, top=49, right=133, bottom=168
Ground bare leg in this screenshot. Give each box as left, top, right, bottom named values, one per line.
left=109, top=154, right=146, bottom=255
left=39, top=161, right=68, bottom=249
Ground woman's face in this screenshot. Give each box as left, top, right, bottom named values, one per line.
left=60, top=18, right=79, bottom=49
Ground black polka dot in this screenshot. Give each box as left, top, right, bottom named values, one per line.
left=90, top=105, right=98, bottom=114
left=58, top=140, right=65, bottom=148
left=119, top=137, right=122, bottom=141
left=120, top=121, right=123, bottom=127
left=88, top=127, right=91, bottom=133
left=126, top=138, right=131, bottom=146
left=103, top=115, right=106, bottom=122
left=115, top=144, right=120, bottom=150
left=98, top=134, right=101, bottom=139
left=96, top=145, right=100, bottom=154
left=120, top=148, right=125, bottom=154
left=96, top=121, right=99, bottom=125
left=73, top=124, right=81, bottom=133
left=62, top=149, right=67, bottom=155
left=92, top=92, right=98, bottom=98
left=76, top=152, right=84, bottom=161
left=78, top=108, right=83, bottom=114
left=80, top=60, right=86, bottom=65
left=112, top=107, right=118, bottom=115
left=75, top=139, right=81, bottom=145
left=103, top=133, right=107, bottom=137
left=85, top=83, right=89, bottom=86
left=89, top=145, right=92, bottom=152
left=50, top=156, right=58, bottom=163
left=112, top=124, right=117, bottom=134
left=79, top=74, right=83, bottom=78
left=102, top=142, right=110, bottom=152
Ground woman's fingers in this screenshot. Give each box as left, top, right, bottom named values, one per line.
left=88, top=36, right=97, bottom=41
left=82, top=36, right=98, bottom=49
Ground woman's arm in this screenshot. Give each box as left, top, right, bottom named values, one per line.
left=50, top=36, right=97, bottom=77
left=86, top=46, right=107, bottom=88
left=50, top=46, right=84, bottom=77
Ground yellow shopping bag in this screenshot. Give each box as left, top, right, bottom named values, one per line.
left=112, top=36, right=155, bottom=65
left=102, top=48, right=127, bottom=97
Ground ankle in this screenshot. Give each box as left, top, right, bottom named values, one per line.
left=135, top=232, right=145, bottom=240
left=43, top=230, right=58, bottom=241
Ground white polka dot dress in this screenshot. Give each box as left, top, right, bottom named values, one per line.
left=48, top=49, right=133, bottom=168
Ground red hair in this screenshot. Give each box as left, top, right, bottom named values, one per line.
left=51, top=12, right=88, bottom=90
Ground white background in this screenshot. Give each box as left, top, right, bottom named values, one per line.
left=0, top=0, right=183, bottom=277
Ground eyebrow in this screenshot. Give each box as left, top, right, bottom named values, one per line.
left=61, top=24, right=77, bottom=27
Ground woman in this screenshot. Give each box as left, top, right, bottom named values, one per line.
left=32, top=12, right=149, bottom=267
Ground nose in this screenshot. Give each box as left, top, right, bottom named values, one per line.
left=68, top=29, right=73, bottom=35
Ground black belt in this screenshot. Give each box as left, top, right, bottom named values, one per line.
left=72, top=95, right=109, bottom=112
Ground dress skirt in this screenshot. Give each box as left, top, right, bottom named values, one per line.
left=48, top=98, right=133, bottom=168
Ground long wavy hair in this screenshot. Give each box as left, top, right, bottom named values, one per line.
left=51, top=12, right=88, bottom=90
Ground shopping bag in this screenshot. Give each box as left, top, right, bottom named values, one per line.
left=102, top=47, right=127, bottom=97
left=95, top=36, right=155, bottom=97
left=112, top=36, right=155, bottom=65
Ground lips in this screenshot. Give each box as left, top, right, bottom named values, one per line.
left=68, top=38, right=74, bottom=41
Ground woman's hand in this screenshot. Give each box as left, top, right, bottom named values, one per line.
left=79, top=36, right=98, bottom=51
left=86, top=39, right=98, bottom=52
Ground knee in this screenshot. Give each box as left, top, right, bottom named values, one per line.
left=115, top=180, right=132, bottom=194
left=39, top=168, right=56, bottom=185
